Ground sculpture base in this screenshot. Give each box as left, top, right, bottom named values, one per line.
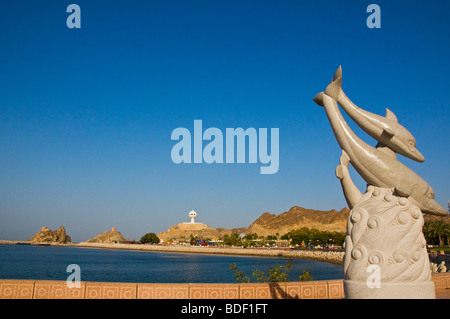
left=343, top=186, right=435, bottom=299
left=344, top=280, right=435, bottom=299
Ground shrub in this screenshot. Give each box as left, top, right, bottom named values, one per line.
left=230, top=259, right=313, bottom=283
left=140, top=232, right=160, bottom=244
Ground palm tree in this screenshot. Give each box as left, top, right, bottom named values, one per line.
left=424, top=221, right=450, bottom=247
left=423, top=221, right=435, bottom=245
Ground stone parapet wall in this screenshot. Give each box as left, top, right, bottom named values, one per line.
left=0, top=273, right=448, bottom=299
left=0, top=279, right=343, bottom=299
left=432, top=272, right=450, bottom=290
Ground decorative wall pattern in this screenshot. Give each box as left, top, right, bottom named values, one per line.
left=0, top=273, right=448, bottom=299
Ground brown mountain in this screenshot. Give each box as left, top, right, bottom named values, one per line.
left=215, top=227, right=248, bottom=237
left=28, top=226, right=71, bottom=243
left=158, top=222, right=223, bottom=242
left=245, top=206, right=350, bottom=237
left=84, top=227, right=127, bottom=244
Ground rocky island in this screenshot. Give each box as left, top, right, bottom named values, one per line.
left=83, top=227, right=127, bottom=244
left=28, top=226, right=71, bottom=244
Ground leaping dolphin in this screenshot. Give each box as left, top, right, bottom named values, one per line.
left=322, top=66, right=425, bottom=163
left=313, top=91, right=447, bottom=216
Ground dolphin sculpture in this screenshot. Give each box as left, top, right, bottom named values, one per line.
left=313, top=91, right=447, bottom=216
left=323, top=66, right=425, bottom=163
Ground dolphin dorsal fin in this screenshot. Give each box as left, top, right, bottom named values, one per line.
left=385, top=108, right=398, bottom=122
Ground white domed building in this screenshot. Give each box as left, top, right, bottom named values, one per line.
left=188, top=210, right=198, bottom=223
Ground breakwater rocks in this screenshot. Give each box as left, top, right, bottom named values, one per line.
left=75, top=242, right=345, bottom=265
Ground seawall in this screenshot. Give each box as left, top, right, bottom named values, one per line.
left=0, top=273, right=449, bottom=299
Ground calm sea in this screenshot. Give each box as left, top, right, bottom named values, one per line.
left=0, top=244, right=343, bottom=283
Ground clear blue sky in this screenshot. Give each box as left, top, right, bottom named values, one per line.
left=0, top=1, right=448, bottom=242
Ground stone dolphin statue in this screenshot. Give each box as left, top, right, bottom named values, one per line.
left=313, top=91, right=447, bottom=216
left=323, top=66, right=425, bottom=163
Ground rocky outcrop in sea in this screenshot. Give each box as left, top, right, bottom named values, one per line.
left=28, top=226, right=71, bottom=244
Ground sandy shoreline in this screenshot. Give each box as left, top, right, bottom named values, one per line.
left=0, top=240, right=345, bottom=265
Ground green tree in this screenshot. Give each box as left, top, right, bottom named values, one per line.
left=244, top=233, right=259, bottom=241
left=424, top=221, right=450, bottom=247
left=287, top=227, right=345, bottom=247
left=189, top=234, right=197, bottom=245
left=140, top=232, right=160, bottom=244
left=280, top=233, right=290, bottom=240
left=224, top=233, right=240, bottom=246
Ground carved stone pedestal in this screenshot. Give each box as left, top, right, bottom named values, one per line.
left=343, top=186, right=435, bottom=299
left=344, top=280, right=435, bottom=299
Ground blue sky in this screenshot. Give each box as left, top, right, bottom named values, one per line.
left=0, top=0, right=449, bottom=242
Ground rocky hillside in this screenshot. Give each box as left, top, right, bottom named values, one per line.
left=84, top=227, right=127, bottom=244
left=28, top=226, right=71, bottom=243
left=158, top=206, right=350, bottom=241
left=215, top=227, right=247, bottom=237
left=158, top=222, right=222, bottom=242
left=246, top=206, right=350, bottom=237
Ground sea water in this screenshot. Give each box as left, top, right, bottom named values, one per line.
left=0, top=244, right=343, bottom=283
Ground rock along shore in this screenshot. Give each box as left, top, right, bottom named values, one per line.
left=0, top=240, right=344, bottom=265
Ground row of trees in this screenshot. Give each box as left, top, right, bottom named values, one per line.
left=137, top=220, right=450, bottom=247
left=218, top=228, right=346, bottom=248
left=281, top=228, right=346, bottom=247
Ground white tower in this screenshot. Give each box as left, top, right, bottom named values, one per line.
left=188, top=210, right=197, bottom=223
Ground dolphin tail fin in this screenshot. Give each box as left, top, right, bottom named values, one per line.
left=325, top=73, right=342, bottom=100
left=315, top=66, right=342, bottom=105
left=333, top=65, right=342, bottom=81
left=313, top=92, right=325, bottom=107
